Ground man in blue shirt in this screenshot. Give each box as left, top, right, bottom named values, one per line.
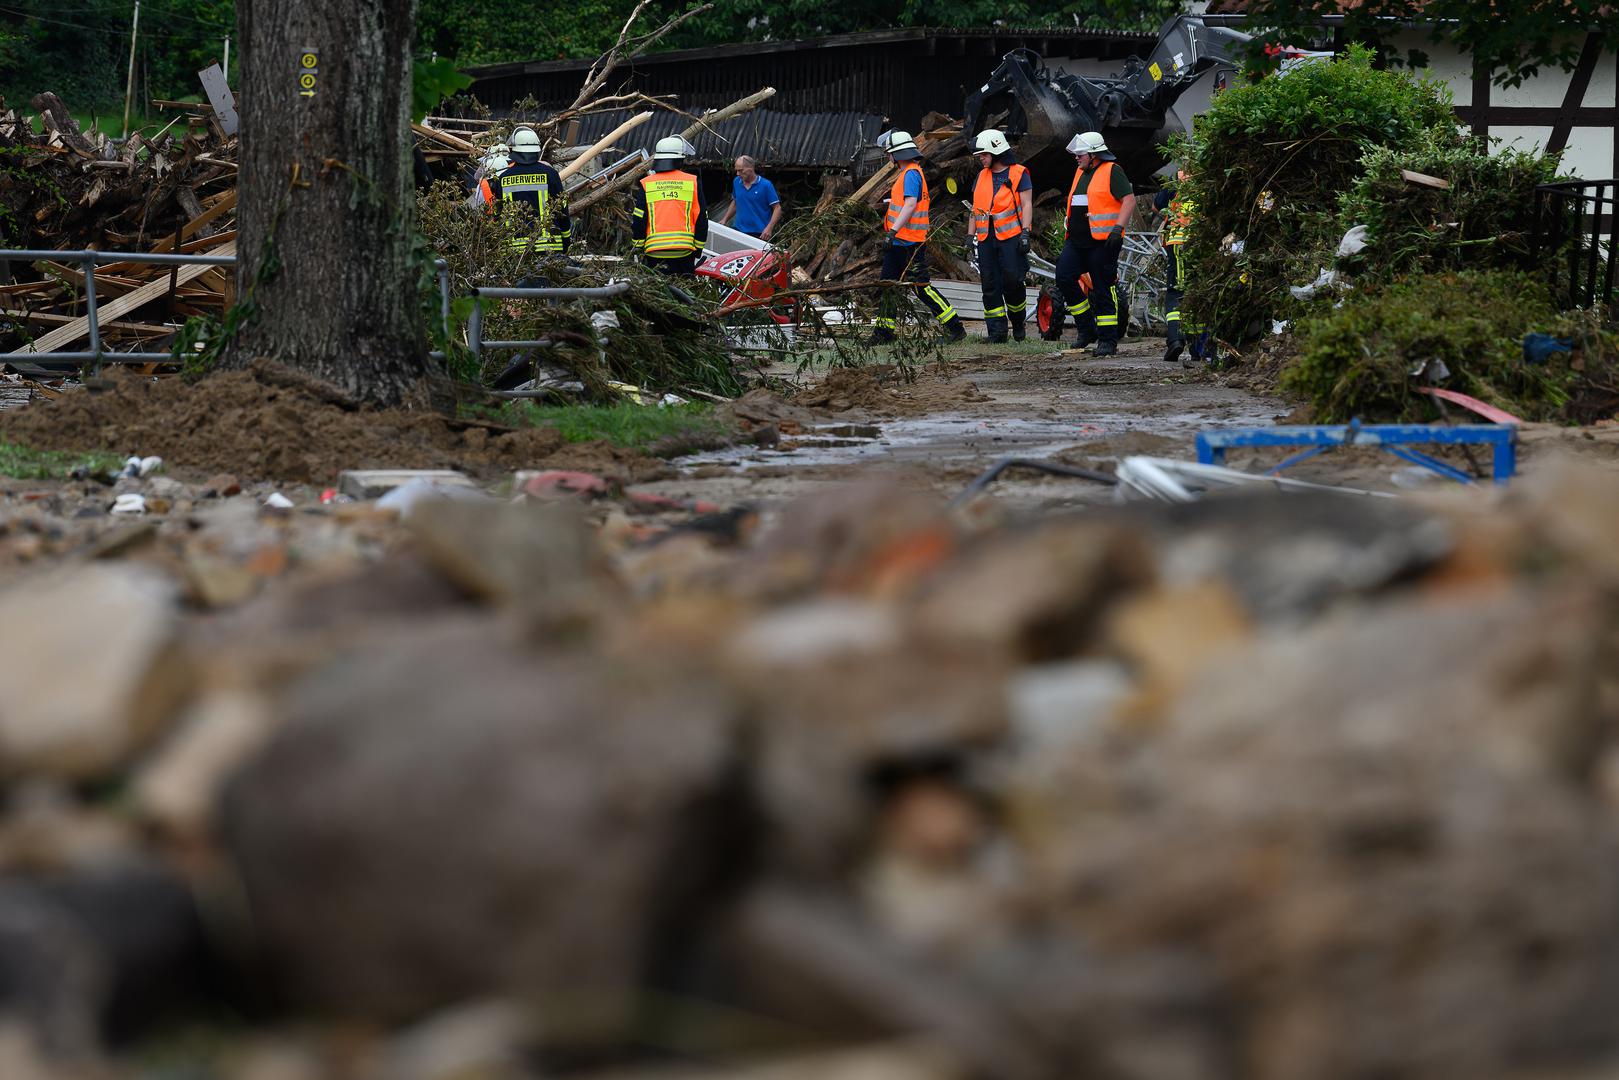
left=719, top=156, right=782, bottom=240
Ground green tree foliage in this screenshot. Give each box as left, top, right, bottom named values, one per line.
left=1242, top=0, right=1616, bottom=87
left=0, top=0, right=233, bottom=111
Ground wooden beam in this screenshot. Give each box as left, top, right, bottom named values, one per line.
left=10, top=240, right=235, bottom=354
left=1545, top=31, right=1604, bottom=157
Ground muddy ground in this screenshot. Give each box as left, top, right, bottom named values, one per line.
left=6, top=338, right=1619, bottom=517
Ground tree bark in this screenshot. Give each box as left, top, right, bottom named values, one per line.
left=229, top=0, right=429, bottom=407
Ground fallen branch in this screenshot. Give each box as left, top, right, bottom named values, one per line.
left=558, top=111, right=655, bottom=180
left=573, top=86, right=776, bottom=212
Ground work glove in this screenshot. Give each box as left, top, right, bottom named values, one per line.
left=1017, top=233, right=1030, bottom=256
left=1105, top=226, right=1125, bottom=255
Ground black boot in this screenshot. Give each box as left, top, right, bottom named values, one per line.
left=944, top=317, right=967, bottom=342
left=985, top=317, right=1008, bottom=344
left=862, top=327, right=896, bottom=347
left=1010, top=317, right=1026, bottom=342
left=1073, top=325, right=1096, bottom=349
left=1162, top=325, right=1185, bottom=364
left=1094, top=337, right=1118, bottom=357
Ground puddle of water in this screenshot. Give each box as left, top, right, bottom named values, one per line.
left=682, top=395, right=1287, bottom=473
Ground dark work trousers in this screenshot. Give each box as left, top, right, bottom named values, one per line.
left=875, top=242, right=960, bottom=337
left=1164, top=242, right=1188, bottom=348
left=976, top=236, right=1027, bottom=341
left=646, top=252, right=698, bottom=277
left=1057, top=240, right=1123, bottom=343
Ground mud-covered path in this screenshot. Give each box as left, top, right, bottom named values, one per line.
left=643, top=337, right=1290, bottom=510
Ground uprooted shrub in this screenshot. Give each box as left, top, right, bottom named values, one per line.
left=1173, top=45, right=1462, bottom=344
left=1336, top=132, right=1561, bottom=279
left=1283, top=270, right=1619, bottom=423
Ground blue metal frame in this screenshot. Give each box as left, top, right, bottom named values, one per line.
left=1196, top=420, right=1517, bottom=485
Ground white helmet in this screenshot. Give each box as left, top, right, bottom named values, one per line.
left=877, top=129, right=920, bottom=161
left=974, top=129, right=1012, bottom=156
left=483, top=142, right=511, bottom=173
left=653, top=135, right=696, bottom=166
left=511, top=127, right=542, bottom=160
left=1066, top=131, right=1108, bottom=156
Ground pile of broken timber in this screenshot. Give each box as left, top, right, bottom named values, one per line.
left=790, top=112, right=977, bottom=287
left=0, top=91, right=240, bottom=368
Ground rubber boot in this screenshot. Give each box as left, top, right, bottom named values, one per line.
left=1162, top=323, right=1185, bottom=364
left=944, top=317, right=967, bottom=342
left=985, top=316, right=1008, bottom=344
left=1073, top=320, right=1096, bottom=350
left=863, top=327, right=896, bottom=347
left=1010, top=315, right=1026, bottom=342
left=1093, top=336, right=1118, bottom=357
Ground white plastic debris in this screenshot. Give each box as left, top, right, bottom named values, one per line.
left=1289, top=268, right=1340, bottom=300
left=263, top=492, right=295, bottom=509
left=139, top=455, right=163, bottom=476
left=1272, top=320, right=1290, bottom=335
left=375, top=477, right=493, bottom=519
left=111, top=493, right=146, bottom=514
left=1114, top=456, right=1391, bottom=503
left=1408, top=357, right=1452, bottom=382
left=120, top=455, right=142, bottom=478
left=1337, top=224, right=1371, bottom=257
left=590, top=310, right=621, bottom=332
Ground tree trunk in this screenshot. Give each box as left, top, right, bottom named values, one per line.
left=229, top=0, right=429, bottom=407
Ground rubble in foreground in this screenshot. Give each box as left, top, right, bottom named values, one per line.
left=1, top=437, right=1618, bottom=1080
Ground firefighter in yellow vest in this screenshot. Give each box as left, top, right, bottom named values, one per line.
left=1054, top=131, right=1136, bottom=356
left=632, top=136, right=708, bottom=277
left=493, top=127, right=571, bottom=255
left=1154, top=168, right=1197, bottom=366
left=969, top=129, right=1034, bottom=343
left=866, top=129, right=967, bottom=345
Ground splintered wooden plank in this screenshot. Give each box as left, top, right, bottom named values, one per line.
left=10, top=240, right=235, bottom=354
left=147, top=190, right=237, bottom=253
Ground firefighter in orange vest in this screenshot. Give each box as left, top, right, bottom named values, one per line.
left=1054, top=131, right=1136, bottom=356
left=969, top=129, right=1033, bottom=343
left=866, top=129, right=967, bottom=345
left=632, top=136, right=708, bottom=276
left=493, top=127, right=571, bottom=255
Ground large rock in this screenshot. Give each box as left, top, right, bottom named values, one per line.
left=0, top=565, right=188, bottom=781
left=220, top=621, right=740, bottom=1035
left=1015, top=586, right=1619, bottom=1079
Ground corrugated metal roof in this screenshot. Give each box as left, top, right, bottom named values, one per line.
left=467, top=26, right=1155, bottom=79
left=555, top=108, right=885, bottom=170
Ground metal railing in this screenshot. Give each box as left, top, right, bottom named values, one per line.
left=0, top=249, right=453, bottom=370
left=1531, top=180, right=1617, bottom=310
left=465, top=281, right=632, bottom=362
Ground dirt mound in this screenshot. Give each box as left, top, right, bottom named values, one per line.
left=0, top=365, right=668, bottom=485
left=793, top=367, right=991, bottom=416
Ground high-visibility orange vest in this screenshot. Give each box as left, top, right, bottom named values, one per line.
left=640, top=170, right=700, bottom=256
left=1066, top=161, right=1124, bottom=241
left=971, top=164, right=1028, bottom=241
left=885, top=162, right=930, bottom=242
